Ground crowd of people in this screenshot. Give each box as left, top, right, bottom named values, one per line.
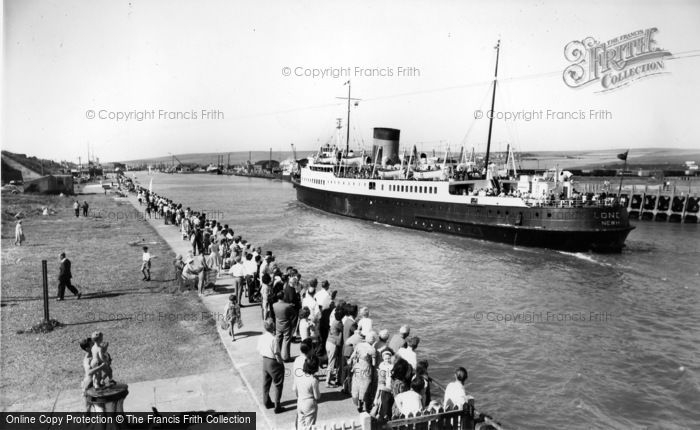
left=136, top=187, right=263, bottom=297
left=258, top=282, right=476, bottom=427
left=132, top=185, right=476, bottom=428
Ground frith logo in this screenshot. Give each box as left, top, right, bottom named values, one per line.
left=563, top=28, right=672, bottom=92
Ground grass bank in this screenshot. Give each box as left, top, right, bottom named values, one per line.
left=0, top=191, right=229, bottom=409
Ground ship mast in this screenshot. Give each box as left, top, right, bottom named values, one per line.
left=337, top=81, right=360, bottom=156
left=483, top=40, right=500, bottom=175
left=345, top=82, right=351, bottom=156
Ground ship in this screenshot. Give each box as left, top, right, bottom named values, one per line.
left=292, top=42, right=634, bottom=252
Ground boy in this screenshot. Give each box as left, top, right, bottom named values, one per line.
left=141, top=246, right=154, bottom=281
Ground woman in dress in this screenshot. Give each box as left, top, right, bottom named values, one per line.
left=14, top=220, right=24, bottom=246
left=325, top=305, right=344, bottom=387
left=208, top=240, right=221, bottom=271
left=224, top=295, right=242, bottom=341
left=350, top=331, right=377, bottom=412
left=294, top=356, right=320, bottom=427
left=371, top=349, right=395, bottom=423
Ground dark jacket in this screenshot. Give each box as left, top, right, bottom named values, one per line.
left=283, top=284, right=300, bottom=309
left=273, top=301, right=294, bottom=332
left=59, top=258, right=72, bottom=282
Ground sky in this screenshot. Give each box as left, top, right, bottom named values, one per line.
left=3, top=0, right=700, bottom=163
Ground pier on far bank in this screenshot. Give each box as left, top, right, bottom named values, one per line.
left=620, top=184, right=699, bottom=223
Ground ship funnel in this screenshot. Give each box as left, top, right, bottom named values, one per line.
left=372, top=128, right=400, bottom=166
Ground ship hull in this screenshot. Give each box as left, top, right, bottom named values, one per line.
left=294, top=181, right=633, bottom=252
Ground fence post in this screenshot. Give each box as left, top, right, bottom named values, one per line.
left=42, top=260, right=49, bottom=323
left=359, top=412, right=372, bottom=430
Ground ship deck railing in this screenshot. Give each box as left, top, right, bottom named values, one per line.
left=526, top=198, right=621, bottom=209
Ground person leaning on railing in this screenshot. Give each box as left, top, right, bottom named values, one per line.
left=442, top=366, right=474, bottom=409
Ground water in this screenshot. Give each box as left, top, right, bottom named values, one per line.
left=142, top=173, right=700, bottom=429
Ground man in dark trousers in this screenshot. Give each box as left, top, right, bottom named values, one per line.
left=340, top=304, right=357, bottom=393
left=272, top=291, right=294, bottom=362
left=257, top=318, right=284, bottom=414
left=57, top=252, right=81, bottom=301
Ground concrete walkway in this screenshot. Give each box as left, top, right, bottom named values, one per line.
left=122, top=189, right=365, bottom=430
left=4, top=370, right=255, bottom=415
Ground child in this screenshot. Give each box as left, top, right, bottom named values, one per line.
left=90, top=332, right=114, bottom=388
left=357, top=307, right=373, bottom=337
left=371, top=349, right=395, bottom=422
left=141, top=246, right=154, bottom=281
left=224, top=295, right=242, bottom=341
left=378, top=349, right=393, bottom=390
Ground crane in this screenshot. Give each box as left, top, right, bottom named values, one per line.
left=168, top=153, right=187, bottom=173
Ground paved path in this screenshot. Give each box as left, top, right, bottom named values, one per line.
left=123, top=189, right=365, bottom=429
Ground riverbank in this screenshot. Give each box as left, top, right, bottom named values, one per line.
left=0, top=190, right=255, bottom=415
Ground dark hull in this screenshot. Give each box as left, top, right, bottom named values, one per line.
left=294, top=182, right=634, bottom=252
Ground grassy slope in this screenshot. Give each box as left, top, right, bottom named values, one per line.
left=0, top=192, right=229, bottom=408
left=1, top=151, right=67, bottom=176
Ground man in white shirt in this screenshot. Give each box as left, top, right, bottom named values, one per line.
left=397, top=336, right=419, bottom=371
left=141, top=246, right=153, bottom=281
left=301, top=283, right=321, bottom=325
left=394, top=377, right=424, bottom=417
left=443, top=366, right=474, bottom=409
left=258, top=319, right=284, bottom=414
left=314, top=279, right=332, bottom=344
left=228, top=257, right=245, bottom=303
left=259, top=252, right=271, bottom=279
left=242, top=253, right=258, bottom=303
left=314, top=280, right=332, bottom=311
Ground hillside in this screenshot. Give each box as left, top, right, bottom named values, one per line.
left=1, top=151, right=69, bottom=179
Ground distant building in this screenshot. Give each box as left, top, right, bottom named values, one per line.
left=253, top=160, right=280, bottom=173
left=23, top=175, right=74, bottom=194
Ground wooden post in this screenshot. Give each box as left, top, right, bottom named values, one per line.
left=359, top=412, right=372, bottom=430
left=681, top=193, right=689, bottom=224
left=42, top=260, right=49, bottom=323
